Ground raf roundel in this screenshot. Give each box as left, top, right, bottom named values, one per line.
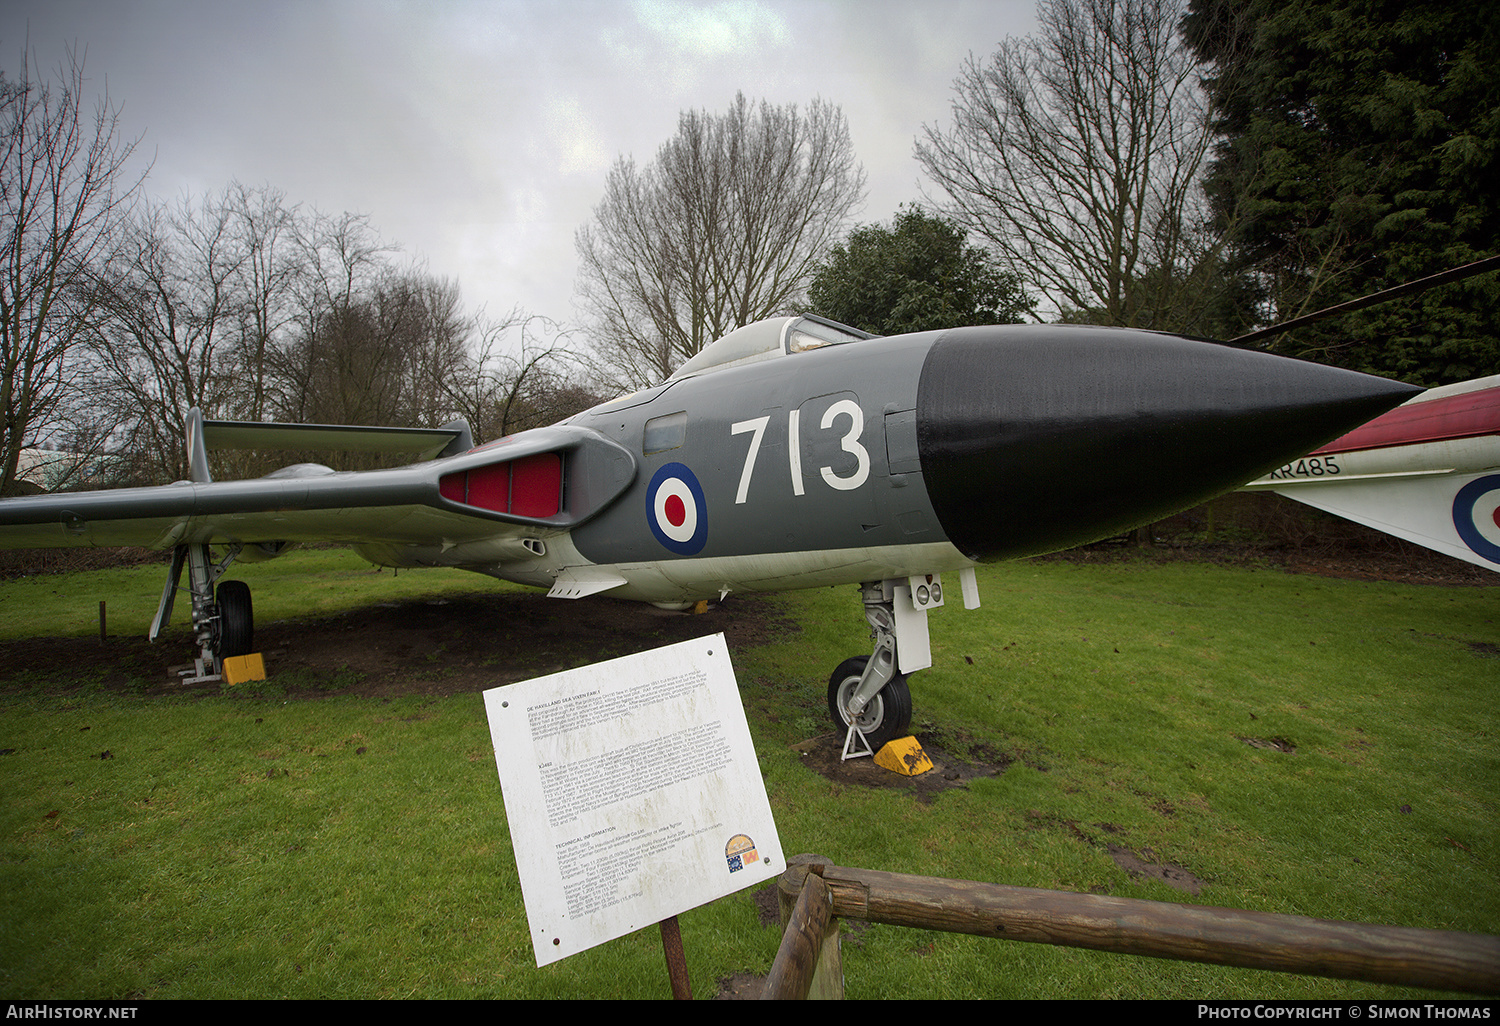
left=1452, top=474, right=1500, bottom=565
left=647, top=462, right=709, bottom=555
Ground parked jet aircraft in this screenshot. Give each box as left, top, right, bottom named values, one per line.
left=1243, top=374, right=1500, bottom=572
left=0, top=316, right=1419, bottom=746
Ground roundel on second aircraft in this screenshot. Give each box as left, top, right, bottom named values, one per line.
left=1452, top=474, right=1500, bottom=565
left=647, top=462, right=708, bottom=555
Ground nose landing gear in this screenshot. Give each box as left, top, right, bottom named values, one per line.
left=828, top=654, right=912, bottom=751
left=827, top=581, right=917, bottom=756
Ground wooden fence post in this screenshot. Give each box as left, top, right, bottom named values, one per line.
left=766, top=864, right=842, bottom=999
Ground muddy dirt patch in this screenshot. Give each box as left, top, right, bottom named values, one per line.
left=790, top=732, right=1011, bottom=801
left=0, top=590, right=801, bottom=700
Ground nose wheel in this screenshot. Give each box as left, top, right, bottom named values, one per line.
left=827, top=655, right=912, bottom=751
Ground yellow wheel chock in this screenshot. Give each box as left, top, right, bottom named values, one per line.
left=222, top=653, right=266, bottom=685
left=874, top=736, right=933, bottom=776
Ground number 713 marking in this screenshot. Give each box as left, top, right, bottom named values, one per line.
left=731, top=403, right=870, bottom=504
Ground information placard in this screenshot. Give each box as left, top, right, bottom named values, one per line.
left=484, top=633, right=783, bottom=966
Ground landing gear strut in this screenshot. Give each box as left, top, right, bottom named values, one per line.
left=827, top=581, right=916, bottom=753
left=151, top=543, right=253, bottom=682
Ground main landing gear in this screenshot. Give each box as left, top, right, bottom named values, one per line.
left=826, top=581, right=917, bottom=754
left=214, top=579, right=254, bottom=660
left=151, top=543, right=254, bottom=682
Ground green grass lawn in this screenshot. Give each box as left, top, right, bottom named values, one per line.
left=1, top=549, right=1495, bottom=998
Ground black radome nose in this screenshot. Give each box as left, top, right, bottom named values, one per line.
left=915, top=324, right=1422, bottom=561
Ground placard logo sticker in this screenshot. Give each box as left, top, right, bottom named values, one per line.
left=647, top=462, right=708, bottom=555
left=725, top=833, right=759, bottom=873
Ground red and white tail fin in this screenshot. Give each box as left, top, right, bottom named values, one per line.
left=1243, top=376, right=1500, bottom=571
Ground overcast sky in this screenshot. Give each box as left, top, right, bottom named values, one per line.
left=2, top=0, right=1038, bottom=342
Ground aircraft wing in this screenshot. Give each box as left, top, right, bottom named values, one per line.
left=1242, top=375, right=1500, bottom=570
left=0, top=420, right=638, bottom=561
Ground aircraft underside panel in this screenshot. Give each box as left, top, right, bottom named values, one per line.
left=1273, top=473, right=1500, bottom=571
left=518, top=541, right=975, bottom=606
left=1242, top=408, right=1499, bottom=571
left=1244, top=436, right=1499, bottom=486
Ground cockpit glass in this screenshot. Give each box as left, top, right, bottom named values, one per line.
left=667, top=319, right=790, bottom=380
left=787, top=317, right=872, bottom=352
left=665, top=315, right=873, bottom=381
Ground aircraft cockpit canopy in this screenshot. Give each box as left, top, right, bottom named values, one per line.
left=667, top=315, right=873, bottom=381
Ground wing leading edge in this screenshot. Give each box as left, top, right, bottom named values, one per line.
left=0, top=419, right=637, bottom=558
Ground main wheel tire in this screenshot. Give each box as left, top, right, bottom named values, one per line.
left=215, top=580, right=254, bottom=659
left=827, top=655, right=913, bottom=750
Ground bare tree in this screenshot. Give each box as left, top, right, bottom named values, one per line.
left=576, top=92, right=865, bottom=388
left=272, top=209, right=392, bottom=425
left=293, top=275, right=433, bottom=428
left=277, top=267, right=488, bottom=472
left=440, top=312, right=597, bottom=441
left=916, top=0, right=1223, bottom=331
left=0, top=45, right=144, bottom=495
left=85, top=190, right=248, bottom=480
left=401, top=273, right=475, bottom=428
left=226, top=181, right=302, bottom=423
left=76, top=184, right=319, bottom=481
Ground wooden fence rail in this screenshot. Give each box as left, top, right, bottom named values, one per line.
left=764, top=861, right=1500, bottom=1000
